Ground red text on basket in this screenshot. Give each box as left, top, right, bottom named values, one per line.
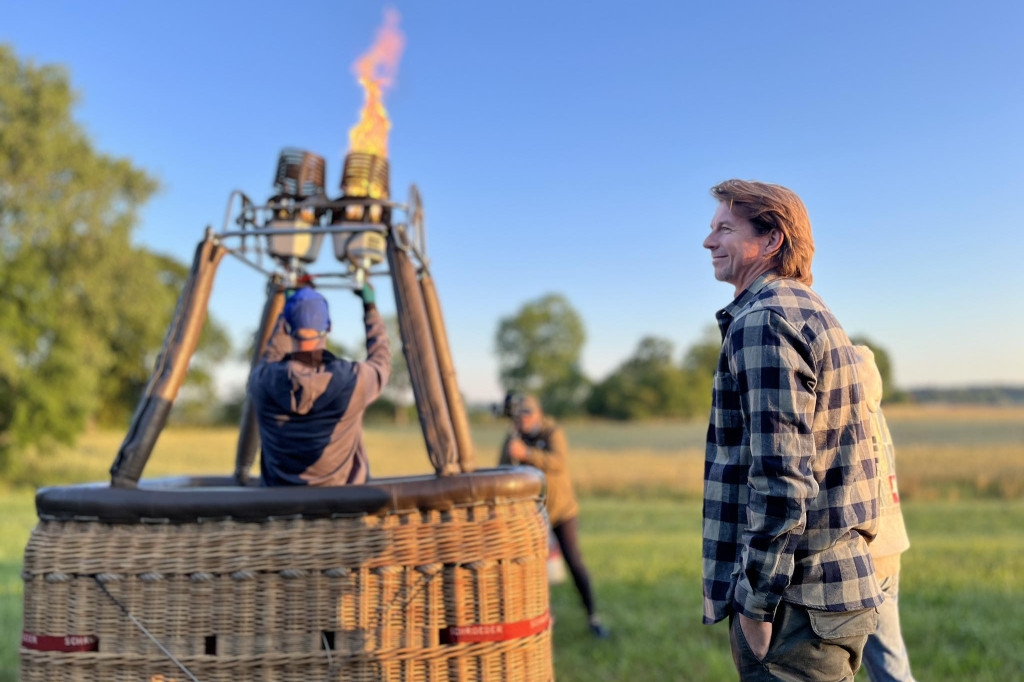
left=21, top=632, right=99, bottom=652
left=440, top=611, right=551, bottom=644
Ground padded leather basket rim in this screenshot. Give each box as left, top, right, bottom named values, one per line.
left=35, top=467, right=544, bottom=524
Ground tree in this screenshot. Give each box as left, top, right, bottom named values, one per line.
left=495, top=293, right=588, bottom=416
left=587, top=336, right=689, bottom=419
left=0, top=46, right=228, bottom=462
left=97, top=252, right=233, bottom=427
left=585, top=327, right=721, bottom=421
left=681, top=326, right=721, bottom=377
left=678, top=325, right=721, bottom=417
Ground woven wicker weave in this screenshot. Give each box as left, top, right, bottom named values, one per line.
left=22, top=470, right=552, bottom=681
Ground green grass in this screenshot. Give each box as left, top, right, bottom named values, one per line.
left=2, top=408, right=1023, bottom=680
left=549, top=497, right=734, bottom=681
left=543, top=497, right=1024, bottom=682
left=895, top=502, right=1024, bottom=681
left=1, top=488, right=35, bottom=682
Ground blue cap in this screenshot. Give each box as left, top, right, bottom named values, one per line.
left=283, top=288, right=330, bottom=337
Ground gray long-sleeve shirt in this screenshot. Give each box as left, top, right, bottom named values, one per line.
left=249, top=303, right=390, bottom=486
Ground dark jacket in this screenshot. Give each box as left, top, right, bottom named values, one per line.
left=249, top=303, right=390, bottom=486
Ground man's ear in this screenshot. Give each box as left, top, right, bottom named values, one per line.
left=765, top=229, right=784, bottom=256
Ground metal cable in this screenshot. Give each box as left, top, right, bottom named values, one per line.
left=321, top=631, right=339, bottom=682
left=93, top=576, right=202, bottom=682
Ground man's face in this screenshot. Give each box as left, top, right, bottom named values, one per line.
left=514, top=406, right=541, bottom=434
left=703, top=202, right=777, bottom=295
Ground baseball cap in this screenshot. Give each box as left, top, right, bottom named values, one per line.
left=512, top=394, right=541, bottom=418
left=283, top=288, right=331, bottom=338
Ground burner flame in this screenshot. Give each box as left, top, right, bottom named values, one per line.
left=348, top=9, right=405, bottom=158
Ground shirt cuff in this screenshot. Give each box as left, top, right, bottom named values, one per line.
left=733, top=579, right=782, bottom=622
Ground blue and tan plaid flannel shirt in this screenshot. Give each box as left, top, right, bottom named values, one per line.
left=702, top=273, right=883, bottom=625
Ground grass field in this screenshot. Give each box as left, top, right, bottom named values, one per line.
left=2, top=405, right=1022, bottom=680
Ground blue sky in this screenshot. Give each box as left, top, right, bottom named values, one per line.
left=4, top=0, right=1023, bottom=401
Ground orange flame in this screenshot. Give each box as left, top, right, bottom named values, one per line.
left=348, top=9, right=405, bottom=158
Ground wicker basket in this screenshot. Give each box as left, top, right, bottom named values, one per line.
left=21, top=469, right=552, bottom=681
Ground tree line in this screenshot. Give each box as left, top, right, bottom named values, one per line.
left=494, top=293, right=902, bottom=418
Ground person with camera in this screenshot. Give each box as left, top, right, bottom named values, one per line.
left=499, top=393, right=609, bottom=639
left=249, top=284, right=390, bottom=486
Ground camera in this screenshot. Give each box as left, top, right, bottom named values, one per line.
left=492, top=391, right=517, bottom=419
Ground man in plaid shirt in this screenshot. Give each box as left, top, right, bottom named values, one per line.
left=702, top=180, right=883, bottom=681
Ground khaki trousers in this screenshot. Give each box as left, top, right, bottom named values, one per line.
left=730, top=601, right=878, bottom=682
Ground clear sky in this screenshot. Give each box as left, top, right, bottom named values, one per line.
left=4, top=0, right=1023, bottom=402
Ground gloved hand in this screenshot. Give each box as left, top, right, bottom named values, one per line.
left=285, top=274, right=315, bottom=299
left=355, top=282, right=376, bottom=306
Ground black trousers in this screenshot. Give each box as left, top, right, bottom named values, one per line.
left=552, top=516, right=596, bottom=617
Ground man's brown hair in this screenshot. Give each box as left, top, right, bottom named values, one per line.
left=710, top=179, right=815, bottom=285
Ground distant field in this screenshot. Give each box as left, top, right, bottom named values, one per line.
left=1, top=406, right=1022, bottom=680
left=10, top=405, right=1020, bottom=498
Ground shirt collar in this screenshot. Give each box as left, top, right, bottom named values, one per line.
left=714, top=271, right=780, bottom=338
left=283, top=349, right=337, bottom=366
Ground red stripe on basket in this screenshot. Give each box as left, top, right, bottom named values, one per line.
left=440, top=611, right=551, bottom=644
left=21, top=632, right=98, bottom=652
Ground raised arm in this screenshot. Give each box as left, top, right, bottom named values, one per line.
left=351, top=284, right=391, bottom=405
